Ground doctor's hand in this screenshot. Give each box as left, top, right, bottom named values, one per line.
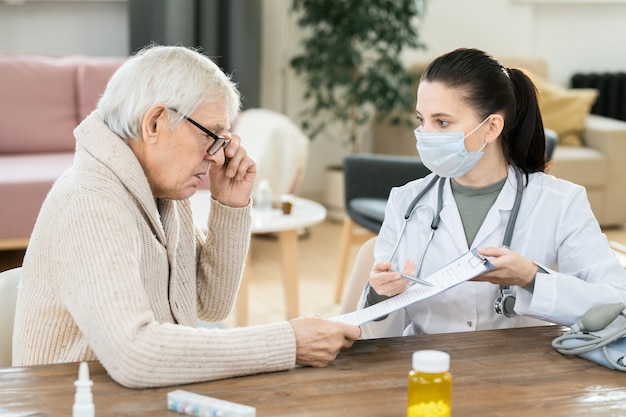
left=369, top=259, right=417, bottom=297
left=473, top=247, right=537, bottom=287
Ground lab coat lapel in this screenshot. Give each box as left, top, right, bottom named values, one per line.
left=437, top=178, right=469, bottom=254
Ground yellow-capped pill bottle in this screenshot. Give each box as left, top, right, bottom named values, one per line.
left=407, top=350, right=452, bottom=417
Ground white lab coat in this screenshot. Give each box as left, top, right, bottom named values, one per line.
left=358, top=166, right=626, bottom=338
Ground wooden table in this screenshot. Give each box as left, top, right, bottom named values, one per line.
left=190, top=191, right=327, bottom=326
left=2, top=326, right=626, bottom=416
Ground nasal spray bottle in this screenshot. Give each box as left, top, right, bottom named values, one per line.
left=73, top=361, right=94, bottom=417
left=255, top=180, right=273, bottom=216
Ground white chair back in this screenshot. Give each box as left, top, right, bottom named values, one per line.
left=340, top=237, right=376, bottom=314
left=233, top=108, right=309, bottom=201
left=0, top=267, right=21, bottom=367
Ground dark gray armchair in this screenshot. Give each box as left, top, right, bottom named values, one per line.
left=343, top=154, right=431, bottom=233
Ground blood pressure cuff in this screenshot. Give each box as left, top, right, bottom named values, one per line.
left=560, top=334, right=626, bottom=371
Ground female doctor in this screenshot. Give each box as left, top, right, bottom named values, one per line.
left=358, top=48, right=626, bottom=338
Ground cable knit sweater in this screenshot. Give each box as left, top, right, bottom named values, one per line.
left=13, top=113, right=296, bottom=388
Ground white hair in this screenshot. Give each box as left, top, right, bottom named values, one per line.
left=97, top=45, right=241, bottom=140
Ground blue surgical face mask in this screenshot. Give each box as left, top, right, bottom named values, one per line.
left=414, top=116, right=491, bottom=178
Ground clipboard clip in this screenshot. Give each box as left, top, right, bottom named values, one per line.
left=469, top=248, right=491, bottom=269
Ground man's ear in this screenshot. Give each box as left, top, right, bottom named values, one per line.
left=485, top=113, right=505, bottom=144
left=141, top=105, right=168, bottom=145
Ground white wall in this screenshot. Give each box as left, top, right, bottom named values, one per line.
left=262, top=0, right=626, bottom=197
left=403, top=0, right=626, bottom=86
left=2, top=0, right=626, bottom=199
left=401, top=0, right=534, bottom=65
left=261, top=1, right=351, bottom=201
left=532, top=1, right=626, bottom=85
left=0, top=0, right=128, bottom=56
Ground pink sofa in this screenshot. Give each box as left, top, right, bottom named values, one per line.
left=0, top=54, right=126, bottom=249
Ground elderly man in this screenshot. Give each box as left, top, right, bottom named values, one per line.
left=13, top=45, right=360, bottom=388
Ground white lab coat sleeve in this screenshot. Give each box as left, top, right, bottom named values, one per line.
left=516, top=266, right=625, bottom=326
left=373, top=185, right=406, bottom=271
left=514, top=184, right=626, bottom=326
left=354, top=186, right=402, bottom=312
left=356, top=186, right=406, bottom=338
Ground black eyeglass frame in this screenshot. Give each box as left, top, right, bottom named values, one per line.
left=169, top=107, right=230, bottom=155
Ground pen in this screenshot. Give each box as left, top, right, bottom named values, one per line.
left=398, top=272, right=433, bottom=287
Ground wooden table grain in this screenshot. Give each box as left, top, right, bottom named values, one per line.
left=2, top=326, right=625, bottom=416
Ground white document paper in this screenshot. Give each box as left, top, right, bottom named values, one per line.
left=330, top=249, right=493, bottom=326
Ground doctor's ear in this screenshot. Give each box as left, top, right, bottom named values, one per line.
left=485, top=114, right=505, bottom=143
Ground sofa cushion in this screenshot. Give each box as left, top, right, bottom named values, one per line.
left=534, top=76, right=599, bottom=147
left=76, top=57, right=126, bottom=121
left=0, top=55, right=78, bottom=154
left=0, top=153, right=74, bottom=239
left=549, top=146, right=607, bottom=188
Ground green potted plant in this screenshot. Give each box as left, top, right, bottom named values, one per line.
left=290, top=0, right=426, bottom=153
left=289, top=0, right=426, bottom=218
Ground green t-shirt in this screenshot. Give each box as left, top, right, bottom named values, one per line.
left=450, top=177, right=506, bottom=248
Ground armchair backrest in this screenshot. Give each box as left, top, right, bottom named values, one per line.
left=343, top=153, right=431, bottom=205
left=343, top=153, right=431, bottom=232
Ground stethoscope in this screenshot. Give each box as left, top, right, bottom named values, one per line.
left=388, top=167, right=525, bottom=318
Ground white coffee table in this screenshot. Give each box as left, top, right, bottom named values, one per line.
left=190, top=190, right=327, bottom=326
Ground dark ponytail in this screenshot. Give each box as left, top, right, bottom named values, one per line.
left=505, top=68, right=546, bottom=173
left=421, top=48, right=546, bottom=174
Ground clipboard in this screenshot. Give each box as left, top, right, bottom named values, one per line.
left=331, top=249, right=493, bottom=326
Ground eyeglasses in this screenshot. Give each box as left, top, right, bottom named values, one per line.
left=169, top=108, right=230, bottom=155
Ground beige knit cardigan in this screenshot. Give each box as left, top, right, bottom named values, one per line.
left=13, top=113, right=296, bottom=388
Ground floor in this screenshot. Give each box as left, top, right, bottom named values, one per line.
left=2, top=219, right=626, bottom=328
